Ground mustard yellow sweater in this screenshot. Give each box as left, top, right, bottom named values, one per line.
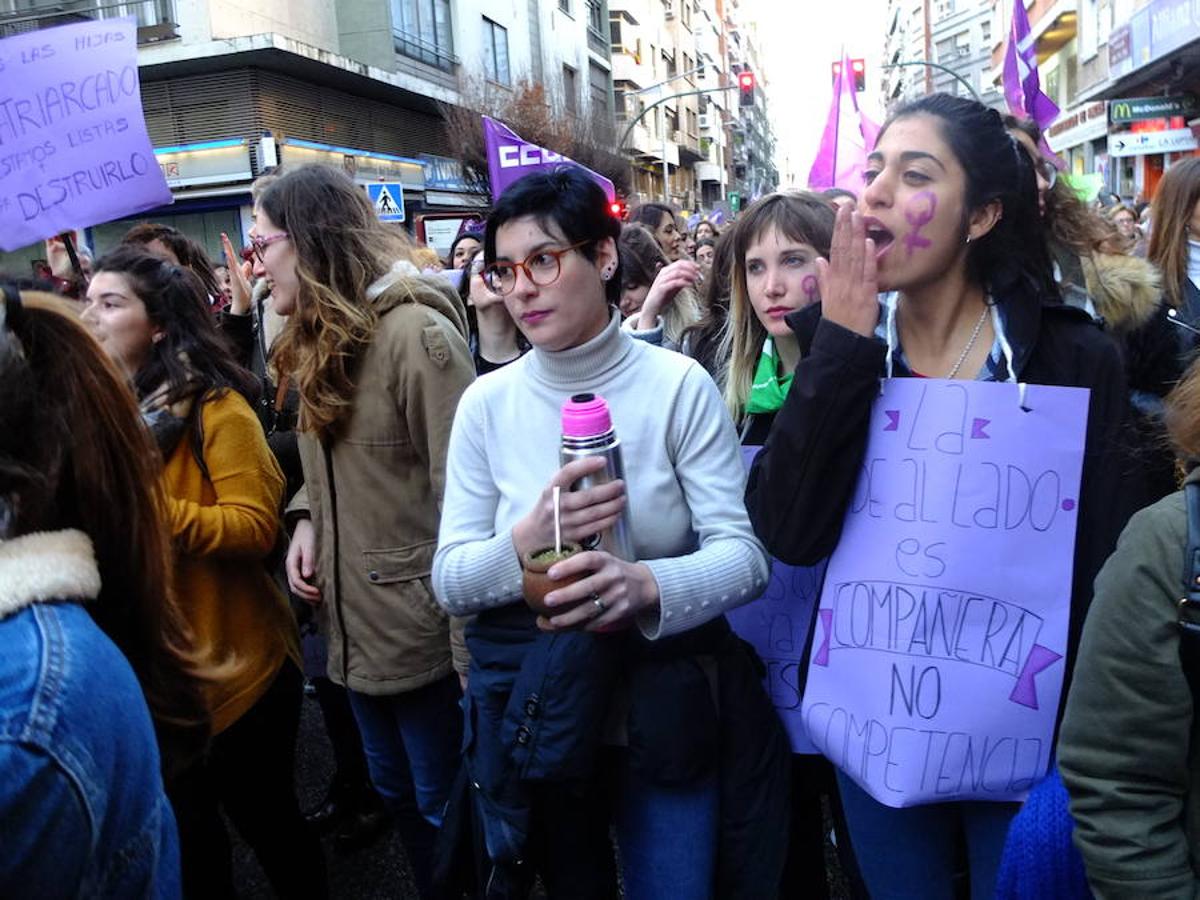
left=161, top=389, right=300, bottom=734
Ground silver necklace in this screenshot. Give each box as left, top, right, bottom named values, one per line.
left=945, top=303, right=991, bottom=379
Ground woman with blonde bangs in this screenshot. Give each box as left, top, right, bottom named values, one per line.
left=257, top=164, right=476, bottom=900
left=722, top=192, right=834, bottom=441
left=715, top=192, right=852, bottom=897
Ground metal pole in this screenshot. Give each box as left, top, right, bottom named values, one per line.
left=661, top=86, right=670, bottom=203
left=881, top=60, right=981, bottom=101
left=922, top=0, right=933, bottom=95
left=619, top=85, right=736, bottom=151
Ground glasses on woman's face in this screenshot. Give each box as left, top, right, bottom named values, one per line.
left=484, top=241, right=590, bottom=295
left=250, top=232, right=289, bottom=262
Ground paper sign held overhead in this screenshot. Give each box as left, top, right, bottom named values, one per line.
left=0, top=18, right=173, bottom=252
left=802, top=379, right=1090, bottom=808
left=366, top=182, right=405, bottom=223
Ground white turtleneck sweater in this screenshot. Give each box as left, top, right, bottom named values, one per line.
left=432, top=311, right=769, bottom=639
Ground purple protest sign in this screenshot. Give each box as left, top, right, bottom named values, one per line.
left=725, top=446, right=826, bottom=755
left=483, top=116, right=615, bottom=203
left=802, top=379, right=1089, bottom=807
left=0, top=18, right=172, bottom=252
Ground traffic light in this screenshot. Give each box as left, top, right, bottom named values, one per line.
left=609, top=199, right=628, bottom=220
left=851, top=58, right=866, bottom=92
left=738, top=71, right=755, bottom=108
left=832, top=59, right=866, bottom=92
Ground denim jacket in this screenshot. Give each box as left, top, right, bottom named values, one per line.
left=0, top=529, right=180, bottom=898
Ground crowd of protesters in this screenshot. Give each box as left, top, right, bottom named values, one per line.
left=4, top=93, right=1200, bottom=900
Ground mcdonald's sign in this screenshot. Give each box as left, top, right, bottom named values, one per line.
left=1109, top=95, right=1199, bottom=124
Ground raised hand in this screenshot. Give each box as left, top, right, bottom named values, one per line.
left=637, top=259, right=701, bottom=330
left=221, top=232, right=254, bottom=316
left=815, top=205, right=880, bottom=337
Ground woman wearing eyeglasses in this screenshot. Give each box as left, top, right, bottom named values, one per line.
left=456, top=247, right=529, bottom=375
left=433, top=168, right=788, bottom=899
left=252, top=164, right=477, bottom=900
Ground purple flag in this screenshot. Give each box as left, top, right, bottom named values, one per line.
left=807, top=55, right=880, bottom=193
left=483, top=116, right=615, bottom=203
left=1002, top=0, right=1060, bottom=139
left=0, top=18, right=173, bottom=252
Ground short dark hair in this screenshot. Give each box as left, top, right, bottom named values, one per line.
left=695, top=238, right=716, bottom=251
left=484, top=167, right=621, bottom=304
left=887, top=93, right=1057, bottom=304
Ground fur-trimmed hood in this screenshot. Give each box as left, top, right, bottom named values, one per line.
left=0, top=529, right=99, bottom=620
left=368, top=262, right=470, bottom=342
left=1081, top=252, right=1163, bottom=334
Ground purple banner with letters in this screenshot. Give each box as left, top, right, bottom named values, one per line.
left=0, top=18, right=172, bottom=251
left=726, top=445, right=826, bottom=755
left=802, top=379, right=1089, bottom=807
left=482, top=116, right=615, bottom=204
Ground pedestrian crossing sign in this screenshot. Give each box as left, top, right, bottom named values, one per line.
left=366, top=182, right=406, bottom=223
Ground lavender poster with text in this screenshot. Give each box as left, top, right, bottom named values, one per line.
left=802, top=379, right=1089, bottom=807
left=0, top=18, right=172, bottom=251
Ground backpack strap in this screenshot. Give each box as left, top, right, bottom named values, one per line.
left=1178, top=481, right=1200, bottom=700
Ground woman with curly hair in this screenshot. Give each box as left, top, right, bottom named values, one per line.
left=1009, top=116, right=1174, bottom=501
left=257, top=164, right=476, bottom=899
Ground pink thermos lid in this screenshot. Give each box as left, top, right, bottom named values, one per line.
left=561, top=393, right=612, bottom=438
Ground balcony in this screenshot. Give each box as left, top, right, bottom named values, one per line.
left=0, top=0, right=178, bottom=42
left=393, top=29, right=459, bottom=73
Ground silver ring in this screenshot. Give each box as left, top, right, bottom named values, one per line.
left=591, top=594, right=606, bottom=613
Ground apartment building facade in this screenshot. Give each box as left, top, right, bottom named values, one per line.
left=0, top=0, right=615, bottom=269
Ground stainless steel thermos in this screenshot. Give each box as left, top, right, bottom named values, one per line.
left=560, top=392, right=636, bottom=561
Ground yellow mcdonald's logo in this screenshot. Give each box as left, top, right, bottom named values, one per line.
left=1111, top=101, right=1133, bottom=119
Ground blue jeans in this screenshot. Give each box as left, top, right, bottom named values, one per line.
left=347, top=674, right=463, bottom=828
left=836, top=771, right=1019, bottom=900
left=349, top=675, right=463, bottom=898
left=612, top=764, right=720, bottom=900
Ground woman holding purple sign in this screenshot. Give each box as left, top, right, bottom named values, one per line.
left=744, top=94, right=1134, bottom=899
left=433, top=167, right=788, bottom=899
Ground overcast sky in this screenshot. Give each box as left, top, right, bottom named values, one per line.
left=756, top=0, right=891, bottom=186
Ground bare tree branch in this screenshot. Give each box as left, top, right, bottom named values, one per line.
left=440, top=76, right=632, bottom=199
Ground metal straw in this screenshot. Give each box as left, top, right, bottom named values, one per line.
left=553, top=486, right=562, bottom=555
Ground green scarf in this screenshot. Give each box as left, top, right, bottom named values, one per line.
left=745, top=337, right=793, bottom=415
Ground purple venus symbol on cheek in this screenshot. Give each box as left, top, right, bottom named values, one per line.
left=801, top=274, right=819, bottom=307
left=903, top=191, right=937, bottom=256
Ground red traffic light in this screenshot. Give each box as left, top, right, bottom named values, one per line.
left=851, top=59, right=865, bottom=72
left=609, top=200, right=627, bottom=219
left=738, top=71, right=756, bottom=108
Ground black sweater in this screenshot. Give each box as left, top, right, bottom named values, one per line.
left=745, top=298, right=1139, bottom=679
